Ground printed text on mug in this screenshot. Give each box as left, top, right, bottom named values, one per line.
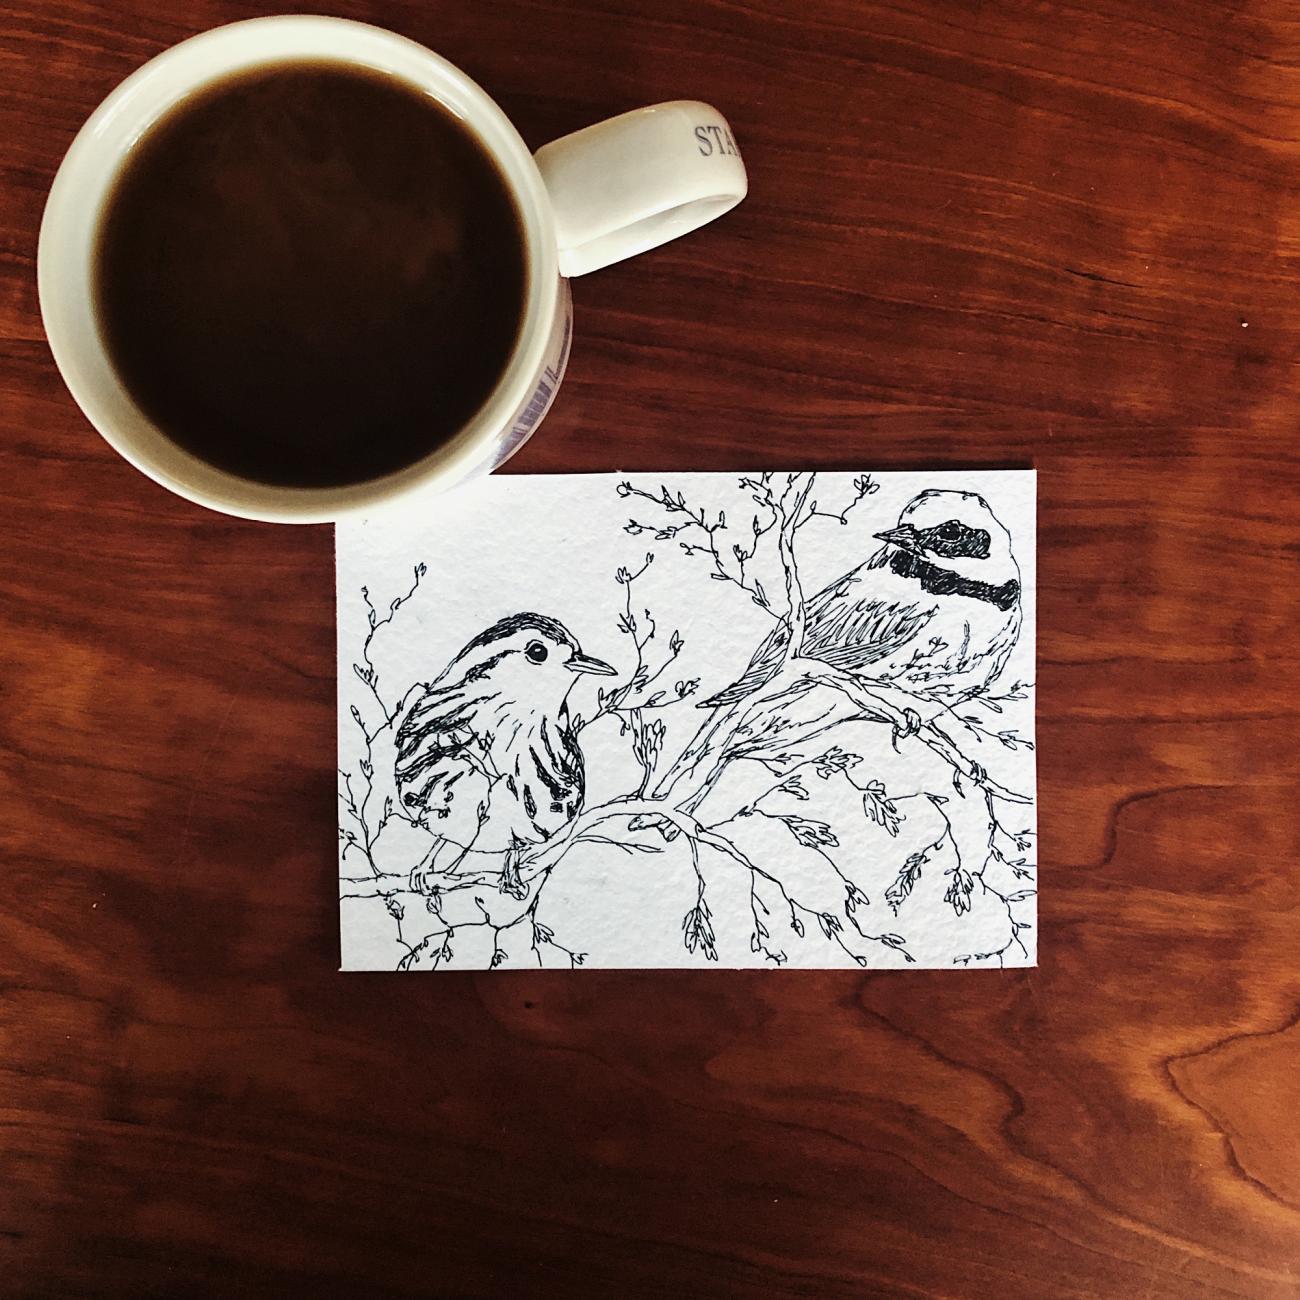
left=694, top=123, right=740, bottom=157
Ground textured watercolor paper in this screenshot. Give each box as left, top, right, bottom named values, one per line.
left=338, top=471, right=1036, bottom=970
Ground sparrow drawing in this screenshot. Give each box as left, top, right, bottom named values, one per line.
left=376, top=612, right=615, bottom=893
left=701, top=489, right=1021, bottom=708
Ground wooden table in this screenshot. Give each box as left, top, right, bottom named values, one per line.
left=4, top=2, right=1298, bottom=1295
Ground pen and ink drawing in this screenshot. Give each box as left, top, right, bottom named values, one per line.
left=338, top=471, right=1036, bottom=970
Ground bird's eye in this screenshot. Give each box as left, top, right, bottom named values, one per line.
left=525, top=640, right=549, bottom=663
left=939, top=520, right=961, bottom=539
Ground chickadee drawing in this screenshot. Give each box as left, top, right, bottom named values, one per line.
left=702, top=490, right=1021, bottom=708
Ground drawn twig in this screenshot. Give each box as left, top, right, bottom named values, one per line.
left=954, top=898, right=1033, bottom=968
left=355, top=563, right=426, bottom=728
left=803, top=474, right=879, bottom=526
left=584, top=555, right=692, bottom=730
left=951, top=790, right=1036, bottom=967
left=338, top=767, right=392, bottom=879
left=618, top=477, right=778, bottom=613
left=478, top=886, right=588, bottom=969
left=964, top=679, right=1030, bottom=715
left=952, top=705, right=1037, bottom=754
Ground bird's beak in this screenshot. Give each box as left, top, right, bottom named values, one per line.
left=567, top=652, right=617, bottom=676
left=874, top=524, right=921, bottom=552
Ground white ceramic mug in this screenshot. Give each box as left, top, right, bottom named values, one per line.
left=38, top=16, right=747, bottom=523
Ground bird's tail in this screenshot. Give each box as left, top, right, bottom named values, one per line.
left=697, top=623, right=790, bottom=709
left=698, top=682, right=747, bottom=710
left=698, top=666, right=778, bottom=710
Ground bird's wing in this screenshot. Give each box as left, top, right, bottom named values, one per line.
left=697, top=621, right=791, bottom=709
left=392, top=682, right=493, bottom=840
left=697, top=576, right=863, bottom=710
left=699, top=586, right=937, bottom=710
left=804, top=596, right=937, bottom=674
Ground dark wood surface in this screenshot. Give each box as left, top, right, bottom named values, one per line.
left=3, top=1, right=1299, bottom=1295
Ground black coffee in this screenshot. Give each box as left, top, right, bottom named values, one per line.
left=94, top=62, right=527, bottom=488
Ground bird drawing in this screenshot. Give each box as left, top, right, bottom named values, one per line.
left=373, top=612, right=614, bottom=894
left=701, top=489, right=1021, bottom=709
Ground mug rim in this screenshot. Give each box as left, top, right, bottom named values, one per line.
left=37, top=15, right=560, bottom=523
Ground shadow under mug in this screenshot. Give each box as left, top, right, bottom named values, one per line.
left=38, top=15, right=747, bottom=523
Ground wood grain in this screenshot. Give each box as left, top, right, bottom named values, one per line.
left=3, top=1, right=1299, bottom=1295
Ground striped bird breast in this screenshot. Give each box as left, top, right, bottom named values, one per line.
left=395, top=695, right=585, bottom=852
left=493, top=709, right=586, bottom=846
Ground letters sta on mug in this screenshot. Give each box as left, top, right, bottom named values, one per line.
left=694, top=122, right=741, bottom=157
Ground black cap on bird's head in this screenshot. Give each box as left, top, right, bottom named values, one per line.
left=873, top=490, right=1014, bottom=573
left=446, top=613, right=616, bottom=696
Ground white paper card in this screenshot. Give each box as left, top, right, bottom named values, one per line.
left=338, top=471, right=1036, bottom=970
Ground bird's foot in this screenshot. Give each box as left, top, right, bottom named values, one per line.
left=498, top=858, right=528, bottom=901
left=892, top=707, right=922, bottom=745
left=627, top=813, right=681, bottom=842
left=408, top=865, right=440, bottom=897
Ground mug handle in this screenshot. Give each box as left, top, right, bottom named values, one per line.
left=534, top=100, right=747, bottom=278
